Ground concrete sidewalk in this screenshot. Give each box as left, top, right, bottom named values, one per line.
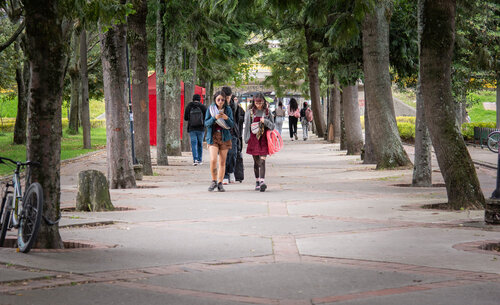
left=1, top=133, right=499, bottom=305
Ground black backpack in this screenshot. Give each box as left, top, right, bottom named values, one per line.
left=189, top=105, right=204, bottom=128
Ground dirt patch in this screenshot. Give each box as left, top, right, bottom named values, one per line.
left=61, top=206, right=135, bottom=212
left=392, top=183, right=446, bottom=188
left=1, top=237, right=115, bottom=251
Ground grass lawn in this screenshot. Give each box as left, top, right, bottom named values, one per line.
left=0, top=128, right=106, bottom=176
left=467, top=90, right=497, bottom=123
left=1, top=94, right=105, bottom=119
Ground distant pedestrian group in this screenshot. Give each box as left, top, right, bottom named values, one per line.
left=185, top=88, right=303, bottom=193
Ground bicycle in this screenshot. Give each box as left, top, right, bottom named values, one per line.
left=0, top=157, right=43, bottom=253
left=487, top=130, right=500, bottom=153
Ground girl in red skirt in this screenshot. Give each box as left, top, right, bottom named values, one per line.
left=243, top=93, right=275, bottom=192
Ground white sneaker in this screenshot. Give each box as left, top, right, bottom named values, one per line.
left=222, top=178, right=229, bottom=185
left=193, top=162, right=198, bottom=166
left=229, top=173, right=236, bottom=183
left=198, top=161, right=203, bottom=165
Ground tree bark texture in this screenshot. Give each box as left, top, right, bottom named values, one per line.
left=420, top=0, right=483, bottom=209
left=13, top=39, right=29, bottom=145
left=129, top=0, right=152, bottom=175
left=342, top=84, right=364, bottom=155
left=339, top=91, right=346, bottom=151
left=25, top=0, right=65, bottom=248
left=412, top=4, right=432, bottom=187
left=100, top=21, right=136, bottom=189
left=68, top=31, right=81, bottom=135
left=165, top=38, right=182, bottom=156
left=181, top=38, right=198, bottom=152
left=155, top=0, right=168, bottom=165
left=362, top=3, right=412, bottom=169
left=80, top=29, right=91, bottom=149
left=332, top=78, right=341, bottom=143
left=304, top=25, right=325, bottom=137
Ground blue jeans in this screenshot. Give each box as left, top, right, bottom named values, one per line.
left=189, top=130, right=204, bottom=162
left=224, top=135, right=238, bottom=179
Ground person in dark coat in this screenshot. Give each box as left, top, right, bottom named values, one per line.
left=184, top=94, right=207, bottom=165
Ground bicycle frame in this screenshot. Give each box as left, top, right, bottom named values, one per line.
left=1, top=160, right=25, bottom=229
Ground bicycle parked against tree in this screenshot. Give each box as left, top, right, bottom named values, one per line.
left=0, top=156, right=43, bottom=253
left=487, top=130, right=500, bottom=153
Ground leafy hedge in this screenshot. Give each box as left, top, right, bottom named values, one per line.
left=0, top=118, right=106, bottom=132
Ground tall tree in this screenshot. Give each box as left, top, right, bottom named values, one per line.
left=80, top=29, right=91, bottom=149
left=412, top=2, right=431, bottom=187
left=99, top=8, right=136, bottom=189
left=342, top=83, right=363, bottom=154
left=13, top=37, right=30, bottom=145
left=68, top=29, right=81, bottom=135
left=155, top=0, right=169, bottom=165
left=24, top=0, right=67, bottom=248
left=362, top=1, right=412, bottom=169
left=129, top=0, right=152, bottom=175
left=419, top=0, right=483, bottom=209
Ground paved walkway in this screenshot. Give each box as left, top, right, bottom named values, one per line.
left=1, top=129, right=499, bottom=305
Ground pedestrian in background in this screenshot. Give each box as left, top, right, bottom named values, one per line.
left=274, top=101, right=286, bottom=135
left=184, top=94, right=207, bottom=165
left=205, top=91, right=234, bottom=192
left=221, top=87, right=240, bottom=184
left=288, top=98, right=299, bottom=141
left=243, top=92, right=275, bottom=192
left=300, top=102, right=312, bottom=141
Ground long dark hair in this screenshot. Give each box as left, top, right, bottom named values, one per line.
left=213, top=91, right=228, bottom=109
left=289, top=98, right=298, bottom=111
left=250, top=92, right=269, bottom=114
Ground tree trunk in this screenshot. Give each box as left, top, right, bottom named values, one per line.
left=412, top=3, right=432, bottom=187
left=129, top=0, right=152, bottom=175
left=332, top=77, right=341, bottom=143
left=13, top=39, right=29, bottom=145
left=362, top=3, right=412, bottom=169
left=340, top=91, right=346, bottom=151
left=165, top=37, right=182, bottom=156
left=420, top=0, right=483, bottom=209
left=181, top=38, right=198, bottom=152
left=304, top=25, right=325, bottom=137
left=25, top=0, right=65, bottom=249
left=497, top=73, right=500, bottom=129
left=363, top=102, right=377, bottom=164
left=100, top=20, right=136, bottom=189
left=80, top=29, right=91, bottom=149
left=68, top=31, right=80, bottom=135
left=155, top=0, right=169, bottom=165
left=342, top=83, right=364, bottom=155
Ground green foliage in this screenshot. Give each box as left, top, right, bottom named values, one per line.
left=397, top=122, right=415, bottom=143
left=468, top=103, right=497, bottom=123
left=461, top=122, right=496, bottom=140
left=0, top=127, right=107, bottom=176
left=389, top=0, right=418, bottom=88
left=0, top=11, right=22, bottom=91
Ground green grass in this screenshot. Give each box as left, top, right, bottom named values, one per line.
left=0, top=94, right=105, bottom=119
left=468, top=103, right=497, bottom=123
left=467, top=90, right=497, bottom=105
left=392, top=87, right=417, bottom=108
left=0, top=128, right=106, bottom=176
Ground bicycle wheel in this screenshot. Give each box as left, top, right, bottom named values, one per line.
left=17, top=182, right=43, bottom=253
left=0, top=196, right=12, bottom=247
left=487, top=131, right=500, bottom=153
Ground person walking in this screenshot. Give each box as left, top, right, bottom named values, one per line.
left=243, top=92, right=275, bottom=192
left=288, top=98, right=299, bottom=141
left=221, top=87, right=241, bottom=184
left=274, top=101, right=286, bottom=135
left=300, top=102, right=313, bottom=141
left=184, top=94, right=207, bottom=165
left=205, top=91, right=234, bottom=192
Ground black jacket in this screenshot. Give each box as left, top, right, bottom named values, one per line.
left=229, top=100, right=245, bottom=138
left=184, top=101, right=207, bottom=132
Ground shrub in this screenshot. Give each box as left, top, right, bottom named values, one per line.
left=397, top=122, right=415, bottom=143
left=461, top=122, right=496, bottom=141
